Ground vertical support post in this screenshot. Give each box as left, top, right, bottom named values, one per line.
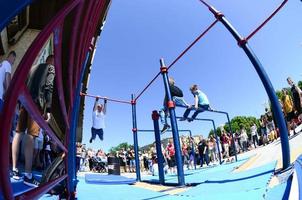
left=225, top=112, right=237, bottom=162
left=131, top=94, right=141, bottom=181
left=67, top=52, right=90, bottom=199
left=211, top=120, right=222, bottom=164
left=188, top=130, right=197, bottom=170
left=209, top=7, right=290, bottom=169
left=152, top=110, right=165, bottom=185
left=160, top=58, right=185, bottom=186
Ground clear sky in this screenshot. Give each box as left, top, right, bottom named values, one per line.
left=81, top=0, right=302, bottom=152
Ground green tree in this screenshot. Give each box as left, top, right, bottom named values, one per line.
left=109, top=142, right=133, bottom=154
left=298, top=81, right=302, bottom=89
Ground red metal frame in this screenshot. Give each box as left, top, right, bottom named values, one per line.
left=0, top=0, right=107, bottom=199
left=54, top=23, right=70, bottom=130
left=68, top=0, right=84, bottom=107
left=15, top=175, right=68, bottom=200
left=18, top=87, right=68, bottom=152
left=134, top=19, right=218, bottom=102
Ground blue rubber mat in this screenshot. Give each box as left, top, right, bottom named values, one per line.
left=179, top=161, right=276, bottom=200
left=142, top=156, right=250, bottom=185
left=266, top=182, right=289, bottom=200
left=77, top=177, right=167, bottom=200
left=85, top=174, right=136, bottom=185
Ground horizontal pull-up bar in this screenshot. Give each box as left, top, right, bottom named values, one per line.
left=134, top=19, right=218, bottom=102
left=137, top=129, right=192, bottom=135
left=80, top=92, right=131, bottom=105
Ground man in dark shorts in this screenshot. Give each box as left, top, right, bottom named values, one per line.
left=11, top=55, right=55, bottom=187
left=90, top=96, right=107, bottom=143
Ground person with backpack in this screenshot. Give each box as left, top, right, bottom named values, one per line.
left=11, top=55, right=55, bottom=187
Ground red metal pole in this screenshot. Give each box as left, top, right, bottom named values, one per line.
left=245, top=0, right=288, bottom=41
left=0, top=1, right=81, bottom=199
left=15, top=174, right=68, bottom=200
left=68, top=0, right=85, bottom=107
left=19, top=87, right=68, bottom=152
left=53, top=23, right=70, bottom=130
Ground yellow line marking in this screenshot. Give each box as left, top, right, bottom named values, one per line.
left=133, top=182, right=189, bottom=195
left=234, top=154, right=261, bottom=172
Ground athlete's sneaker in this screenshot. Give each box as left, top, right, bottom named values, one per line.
left=161, top=124, right=170, bottom=134
left=187, top=118, right=194, bottom=122
left=12, top=170, right=21, bottom=180
left=23, top=176, right=39, bottom=187
left=179, top=117, right=187, bottom=121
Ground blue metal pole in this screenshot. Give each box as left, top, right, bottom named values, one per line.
left=211, top=120, right=222, bottom=164
left=68, top=52, right=90, bottom=196
left=225, top=113, right=237, bottom=162
left=187, top=130, right=197, bottom=170
left=160, top=58, right=185, bottom=186
left=131, top=94, right=141, bottom=181
left=187, top=117, right=222, bottom=164
left=152, top=110, right=165, bottom=185
left=208, top=9, right=290, bottom=169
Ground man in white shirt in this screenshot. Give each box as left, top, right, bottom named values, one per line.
left=89, top=96, right=107, bottom=143
left=0, top=51, right=16, bottom=111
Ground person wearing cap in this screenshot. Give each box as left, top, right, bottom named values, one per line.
left=90, top=96, right=107, bottom=143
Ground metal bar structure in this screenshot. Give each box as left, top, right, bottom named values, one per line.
left=67, top=0, right=85, bottom=107
left=198, top=0, right=290, bottom=169
left=160, top=58, right=185, bottom=186
left=137, top=129, right=193, bottom=179
left=134, top=19, right=218, bottom=102
left=245, top=0, right=288, bottom=41
left=151, top=111, right=165, bottom=185
left=180, top=117, right=222, bottom=165
left=0, top=0, right=110, bottom=199
left=67, top=52, right=91, bottom=198
left=204, top=109, right=237, bottom=162
left=131, top=95, right=141, bottom=181
left=53, top=23, right=70, bottom=130
left=80, top=92, right=131, bottom=105
left=0, top=1, right=82, bottom=198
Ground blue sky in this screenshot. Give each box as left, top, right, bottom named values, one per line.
left=81, top=0, right=302, bottom=152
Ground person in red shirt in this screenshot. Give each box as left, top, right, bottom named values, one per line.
left=166, top=139, right=176, bottom=174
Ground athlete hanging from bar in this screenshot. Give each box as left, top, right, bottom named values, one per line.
left=90, top=96, right=107, bottom=143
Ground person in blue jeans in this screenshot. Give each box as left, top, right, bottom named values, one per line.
left=180, top=84, right=211, bottom=122
left=159, top=77, right=190, bottom=133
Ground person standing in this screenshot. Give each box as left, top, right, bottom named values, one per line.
left=281, top=89, right=295, bottom=135
left=0, top=51, right=16, bottom=112
left=90, top=96, right=107, bottom=143
left=11, top=55, right=55, bottom=187
left=287, top=77, right=302, bottom=115
left=251, top=123, right=259, bottom=148
left=166, top=139, right=176, bottom=174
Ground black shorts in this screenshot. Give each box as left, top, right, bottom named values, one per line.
left=91, top=127, right=104, bottom=141
left=286, top=111, right=295, bottom=122
left=168, top=156, right=176, bottom=168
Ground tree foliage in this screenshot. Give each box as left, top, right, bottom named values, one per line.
left=109, top=142, right=133, bottom=154
left=208, top=116, right=259, bottom=137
